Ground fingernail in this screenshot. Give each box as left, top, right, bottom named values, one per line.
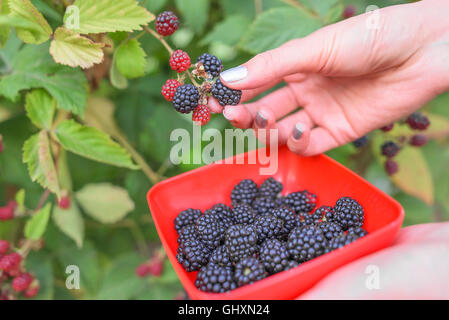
left=223, top=108, right=234, bottom=121
left=220, top=66, right=248, bottom=82
left=292, top=123, right=304, bottom=140
left=255, top=111, right=267, bottom=128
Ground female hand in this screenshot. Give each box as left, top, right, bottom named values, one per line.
left=209, top=0, right=449, bottom=156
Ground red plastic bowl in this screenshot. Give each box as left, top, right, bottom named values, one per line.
left=147, top=146, right=404, bottom=300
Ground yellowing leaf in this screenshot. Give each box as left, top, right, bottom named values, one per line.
left=53, top=202, right=84, bottom=248
left=391, top=147, right=434, bottom=205
left=115, top=39, right=146, bottom=79
left=63, top=0, right=154, bottom=34
left=76, top=183, right=135, bottom=224
left=25, top=89, right=56, bottom=130
left=8, top=0, right=52, bottom=44
left=50, top=27, right=104, bottom=69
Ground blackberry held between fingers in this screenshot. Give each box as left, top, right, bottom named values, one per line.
left=174, top=208, right=202, bottom=233
left=284, top=191, right=317, bottom=214
left=316, top=222, right=344, bottom=241
left=232, top=204, right=256, bottom=225
left=172, top=84, right=200, bottom=114
left=258, top=177, right=283, bottom=198
left=331, top=197, right=365, bottom=230
left=176, top=239, right=210, bottom=272
left=287, top=225, right=328, bottom=262
left=155, top=11, right=179, bottom=36
left=209, top=245, right=233, bottom=268
left=252, top=197, right=277, bottom=215
left=325, top=234, right=361, bottom=253
left=406, top=112, right=430, bottom=131
left=224, top=224, right=258, bottom=263
left=196, top=214, right=226, bottom=249
left=195, top=264, right=237, bottom=293
left=234, top=257, right=266, bottom=286
left=196, top=53, right=223, bottom=78
left=231, top=179, right=258, bottom=205
left=212, top=79, right=242, bottom=106
left=381, top=141, right=400, bottom=158
left=259, top=239, right=289, bottom=274
left=253, top=214, right=284, bottom=243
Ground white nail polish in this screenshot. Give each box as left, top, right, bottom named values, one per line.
left=223, top=109, right=234, bottom=121
left=220, top=66, right=248, bottom=82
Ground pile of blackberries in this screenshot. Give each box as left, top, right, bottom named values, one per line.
left=174, top=177, right=368, bottom=293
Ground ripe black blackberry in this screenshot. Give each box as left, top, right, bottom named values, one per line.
left=196, top=53, right=223, bottom=78
left=406, top=112, right=430, bottom=131
left=352, top=136, right=368, bottom=148
left=258, top=177, right=283, bottom=198
left=304, top=205, right=334, bottom=225
left=196, top=214, right=226, bottom=249
left=330, top=197, right=364, bottom=230
left=347, top=226, right=368, bottom=238
left=271, top=206, right=297, bottom=236
left=381, top=141, right=400, bottom=158
left=253, top=213, right=283, bottom=243
left=325, top=234, right=360, bottom=253
left=212, top=79, right=242, bottom=106
left=209, top=245, right=233, bottom=268
left=234, top=257, right=266, bottom=286
left=174, top=208, right=202, bottom=233
left=232, top=204, right=256, bottom=225
left=316, top=221, right=344, bottom=241
left=385, top=159, right=399, bottom=175
left=252, top=197, right=277, bottom=215
left=231, top=179, right=258, bottom=205
left=259, top=239, right=289, bottom=274
left=224, top=224, right=258, bottom=263
left=205, top=203, right=235, bottom=229
left=195, top=264, right=237, bottom=293
left=172, top=84, right=200, bottom=114
left=176, top=239, right=210, bottom=272
left=287, top=225, right=328, bottom=262
left=284, top=260, right=299, bottom=271
left=177, top=224, right=198, bottom=244
left=284, top=191, right=317, bottom=214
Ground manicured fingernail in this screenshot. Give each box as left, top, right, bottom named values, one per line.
left=292, top=123, right=304, bottom=140
left=223, top=108, right=234, bottom=121
left=255, top=111, right=267, bottom=128
left=220, top=66, right=248, bottom=82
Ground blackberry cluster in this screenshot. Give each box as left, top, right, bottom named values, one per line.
left=212, top=79, right=242, bottom=106
left=196, top=53, right=223, bottom=78
left=174, top=178, right=368, bottom=293
left=172, top=84, right=200, bottom=114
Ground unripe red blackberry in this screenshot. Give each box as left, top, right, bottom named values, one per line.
left=385, top=159, right=399, bottom=176
left=136, top=262, right=151, bottom=277
left=381, top=141, right=400, bottom=158
left=0, top=202, right=15, bottom=221
left=12, top=273, right=33, bottom=292
left=406, top=112, right=430, bottom=130
left=169, top=50, right=191, bottom=73
left=410, top=134, right=428, bottom=147
left=23, top=283, right=40, bottom=298
left=148, top=255, right=164, bottom=277
left=58, top=195, right=70, bottom=209
left=192, top=104, right=211, bottom=125
left=0, top=252, right=21, bottom=271
left=0, top=240, right=10, bottom=255
left=342, top=5, right=356, bottom=19
left=381, top=123, right=394, bottom=132
left=155, top=11, right=179, bottom=36
left=161, top=79, right=181, bottom=102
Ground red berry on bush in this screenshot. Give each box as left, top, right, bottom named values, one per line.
left=342, top=5, right=356, bottom=19
left=136, top=262, right=151, bottom=278
left=381, top=123, right=394, bottom=132
left=12, top=273, right=33, bottom=292
left=385, top=160, right=399, bottom=176
left=155, top=11, right=179, bottom=36
left=58, top=195, right=71, bottom=209
left=0, top=252, right=22, bottom=272
left=0, top=240, right=10, bottom=255
left=406, top=112, right=430, bottom=130
left=148, top=256, right=164, bottom=277
left=192, top=105, right=211, bottom=125
left=169, top=50, right=191, bottom=73
left=0, top=204, right=14, bottom=221
left=161, top=79, right=181, bottom=102
left=23, top=283, right=40, bottom=298
left=410, top=134, right=428, bottom=147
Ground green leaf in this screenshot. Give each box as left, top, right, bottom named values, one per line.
left=76, top=183, right=135, bottom=224
left=14, top=188, right=25, bottom=212
left=25, top=89, right=56, bottom=130
left=25, top=202, right=51, bottom=240
left=299, top=0, right=340, bottom=18
left=23, top=131, right=61, bottom=196
left=175, top=0, right=209, bottom=34
left=25, top=251, right=54, bottom=299
left=55, top=120, right=138, bottom=169
left=0, top=0, right=11, bottom=46
left=0, top=44, right=88, bottom=115
left=115, top=39, right=146, bottom=79
left=8, top=0, right=52, bottom=44
left=239, top=7, right=321, bottom=54
left=110, top=49, right=128, bottom=89
left=391, top=147, right=434, bottom=205
left=63, top=0, right=154, bottom=34
left=200, top=15, right=251, bottom=46
left=50, top=27, right=104, bottom=69
left=140, top=0, right=166, bottom=12
left=53, top=201, right=84, bottom=248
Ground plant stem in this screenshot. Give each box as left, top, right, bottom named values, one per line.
left=255, top=0, right=263, bottom=16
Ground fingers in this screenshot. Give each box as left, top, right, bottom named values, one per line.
left=288, top=127, right=339, bottom=156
